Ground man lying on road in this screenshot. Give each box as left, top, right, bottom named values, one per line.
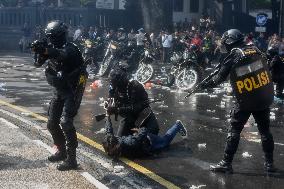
left=102, top=116, right=187, bottom=158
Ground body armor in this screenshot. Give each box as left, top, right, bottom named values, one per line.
left=45, top=42, right=86, bottom=90
left=229, top=46, right=274, bottom=111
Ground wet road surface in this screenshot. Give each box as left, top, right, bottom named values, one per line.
left=1, top=52, right=284, bottom=189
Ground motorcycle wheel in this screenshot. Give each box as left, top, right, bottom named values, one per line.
left=135, top=64, right=154, bottom=84
left=98, top=55, right=113, bottom=77
left=175, top=66, right=201, bottom=91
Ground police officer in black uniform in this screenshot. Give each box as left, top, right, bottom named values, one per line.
left=200, top=29, right=275, bottom=173
left=106, top=66, right=159, bottom=138
left=267, top=47, right=284, bottom=99
left=31, top=20, right=88, bottom=171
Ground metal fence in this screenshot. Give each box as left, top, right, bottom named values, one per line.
left=0, top=7, right=126, bottom=28
left=0, top=7, right=127, bottom=50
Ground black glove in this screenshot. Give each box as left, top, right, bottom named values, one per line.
left=31, top=40, right=46, bottom=54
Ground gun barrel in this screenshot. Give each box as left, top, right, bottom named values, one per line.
left=184, top=63, right=222, bottom=99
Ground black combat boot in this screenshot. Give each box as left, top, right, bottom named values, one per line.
left=57, top=148, right=78, bottom=171
left=48, top=145, right=67, bottom=162
left=210, top=154, right=233, bottom=173
left=264, top=162, right=277, bottom=173
left=210, top=160, right=233, bottom=173
left=264, top=154, right=277, bottom=173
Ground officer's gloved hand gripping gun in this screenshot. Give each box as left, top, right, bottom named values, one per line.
left=28, top=39, right=48, bottom=61
left=95, top=98, right=118, bottom=122
left=184, top=63, right=222, bottom=99
left=95, top=97, right=165, bottom=122
left=28, top=39, right=48, bottom=55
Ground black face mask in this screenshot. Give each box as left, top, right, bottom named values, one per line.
left=47, top=34, right=66, bottom=48
left=109, top=68, right=128, bottom=89
left=220, top=43, right=228, bottom=53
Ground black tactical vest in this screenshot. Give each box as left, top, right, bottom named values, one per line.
left=229, top=46, right=274, bottom=111
left=45, top=42, right=84, bottom=90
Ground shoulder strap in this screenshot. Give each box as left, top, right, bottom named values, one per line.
left=231, top=47, right=245, bottom=57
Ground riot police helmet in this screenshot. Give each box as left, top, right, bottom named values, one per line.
left=221, top=29, right=244, bottom=52
left=109, top=65, right=129, bottom=88
left=45, top=20, right=68, bottom=47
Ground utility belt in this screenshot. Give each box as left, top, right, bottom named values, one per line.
left=45, top=65, right=88, bottom=94
left=45, top=68, right=68, bottom=89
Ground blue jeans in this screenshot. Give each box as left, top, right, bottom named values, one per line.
left=147, top=122, right=181, bottom=151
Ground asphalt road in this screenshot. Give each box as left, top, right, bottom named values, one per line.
left=1, top=52, right=284, bottom=189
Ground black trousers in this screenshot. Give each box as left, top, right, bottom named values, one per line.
left=162, top=47, right=170, bottom=63
left=275, top=81, right=284, bottom=96
left=47, top=87, right=84, bottom=151
left=224, top=106, right=274, bottom=163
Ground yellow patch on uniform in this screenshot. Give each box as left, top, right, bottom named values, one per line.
left=236, top=71, right=270, bottom=94
left=244, top=49, right=257, bottom=55
left=79, top=74, right=87, bottom=86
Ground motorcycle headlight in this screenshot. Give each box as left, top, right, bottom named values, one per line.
left=87, top=44, right=92, bottom=48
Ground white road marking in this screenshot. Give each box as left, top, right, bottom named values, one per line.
left=33, top=139, right=111, bottom=188
left=0, top=117, right=18, bottom=129
left=0, top=108, right=44, bottom=131
left=0, top=108, right=149, bottom=188
left=79, top=150, right=146, bottom=189
left=275, top=142, right=284, bottom=146
left=247, top=138, right=284, bottom=146
left=33, top=140, right=56, bottom=154
left=81, top=172, right=110, bottom=189
left=190, top=185, right=206, bottom=189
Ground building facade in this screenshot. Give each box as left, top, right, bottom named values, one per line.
left=172, top=0, right=205, bottom=23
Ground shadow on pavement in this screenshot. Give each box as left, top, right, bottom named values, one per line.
left=0, top=153, right=47, bottom=170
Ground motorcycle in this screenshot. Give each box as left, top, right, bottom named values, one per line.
left=82, top=38, right=105, bottom=75
left=173, top=48, right=203, bottom=90
left=135, top=47, right=159, bottom=84
left=98, top=40, right=125, bottom=77
left=135, top=43, right=203, bottom=91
